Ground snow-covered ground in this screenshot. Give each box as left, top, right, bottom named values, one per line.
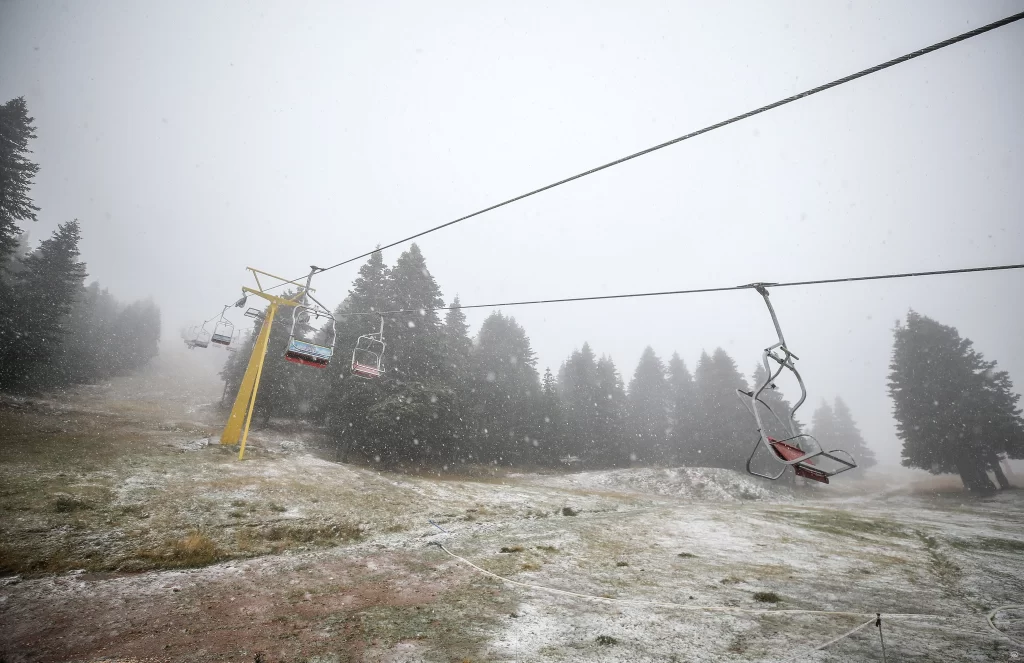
left=1, top=364, right=1022, bottom=662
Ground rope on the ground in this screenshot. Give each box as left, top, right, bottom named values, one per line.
left=431, top=539, right=1024, bottom=660
left=435, top=541, right=895, bottom=618
left=987, top=605, right=1024, bottom=648
left=773, top=617, right=878, bottom=663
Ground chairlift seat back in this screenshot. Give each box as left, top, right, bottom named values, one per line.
left=284, top=337, right=333, bottom=368
left=211, top=333, right=232, bottom=346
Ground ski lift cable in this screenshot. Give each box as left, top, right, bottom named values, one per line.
left=266, top=10, right=1023, bottom=290
left=367, top=262, right=1024, bottom=316
left=210, top=262, right=1023, bottom=324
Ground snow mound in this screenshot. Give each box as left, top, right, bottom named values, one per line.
left=526, top=466, right=792, bottom=502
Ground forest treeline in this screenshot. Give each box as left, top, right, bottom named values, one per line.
left=222, top=242, right=1023, bottom=492
left=222, top=245, right=878, bottom=476
left=0, top=97, right=161, bottom=391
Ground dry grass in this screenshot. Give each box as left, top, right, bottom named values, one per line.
left=137, top=531, right=224, bottom=568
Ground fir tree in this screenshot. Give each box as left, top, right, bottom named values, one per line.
left=467, top=311, right=540, bottom=466
left=386, top=243, right=444, bottom=382
left=667, top=352, right=696, bottom=464
left=435, top=297, right=474, bottom=463
left=831, top=397, right=877, bottom=472
left=321, top=251, right=391, bottom=435
left=627, top=347, right=669, bottom=464
left=810, top=401, right=836, bottom=445
left=0, top=97, right=40, bottom=262
left=594, top=355, right=628, bottom=467
left=0, top=221, right=87, bottom=389
left=691, top=348, right=751, bottom=470
left=888, top=310, right=1023, bottom=493
left=537, top=367, right=565, bottom=465
left=558, top=343, right=600, bottom=463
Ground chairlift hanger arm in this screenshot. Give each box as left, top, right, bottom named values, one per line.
left=240, top=286, right=306, bottom=308
left=245, top=267, right=317, bottom=295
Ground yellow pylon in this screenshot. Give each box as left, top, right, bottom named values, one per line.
left=220, top=268, right=309, bottom=459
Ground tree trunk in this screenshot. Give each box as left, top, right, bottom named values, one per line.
left=989, top=452, right=1012, bottom=489
left=957, top=457, right=996, bottom=494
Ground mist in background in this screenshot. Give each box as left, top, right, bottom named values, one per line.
left=2, top=0, right=1022, bottom=466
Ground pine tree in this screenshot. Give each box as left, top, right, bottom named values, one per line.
left=321, top=251, right=391, bottom=438
left=889, top=310, right=1024, bottom=493
left=558, top=343, right=600, bottom=463
left=691, top=348, right=751, bottom=470
left=537, top=367, right=565, bottom=465
left=441, top=296, right=472, bottom=379
left=435, top=297, right=474, bottom=464
left=627, top=347, right=670, bottom=464
left=0, top=221, right=87, bottom=389
left=831, top=397, right=877, bottom=471
left=667, top=353, right=696, bottom=464
left=810, top=401, right=836, bottom=445
left=386, top=243, right=444, bottom=382
left=0, top=97, right=40, bottom=262
left=467, top=311, right=540, bottom=466
left=110, top=299, right=161, bottom=373
left=594, top=355, right=628, bottom=467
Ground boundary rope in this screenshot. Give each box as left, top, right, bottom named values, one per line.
left=430, top=539, right=1024, bottom=660
left=988, top=605, right=1024, bottom=648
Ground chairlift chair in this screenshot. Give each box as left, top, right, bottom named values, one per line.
left=225, top=329, right=242, bottom=352
left=185, top=324, right=211, bottom=350
left=282, top=267, right=337, bottom=369
left=736, top=285, right=856, bottom=484
left=352, top=315, right=386, bottom=379
left=211, top=306, right=235, bottom=346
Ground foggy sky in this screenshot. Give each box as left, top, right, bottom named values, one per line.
left=2, top=0, right=1022, bottom=466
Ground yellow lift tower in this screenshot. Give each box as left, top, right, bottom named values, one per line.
left=220, top=267, right=312, bottom=460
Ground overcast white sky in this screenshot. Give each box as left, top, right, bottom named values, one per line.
left=2, top=0, right=1022, bottom=465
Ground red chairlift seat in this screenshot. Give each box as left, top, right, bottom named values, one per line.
left=352, top=360, right=381, bottom=378
left=767, top=437, right=830, bottom=484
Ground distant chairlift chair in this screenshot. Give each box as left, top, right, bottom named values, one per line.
left=351, top=315, right=386, bottom=379
left=211, top=306, right=235, bottom=346
left=185, top=324, right=211, bottom=350
left=737, top=284, right=856, bottom=484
